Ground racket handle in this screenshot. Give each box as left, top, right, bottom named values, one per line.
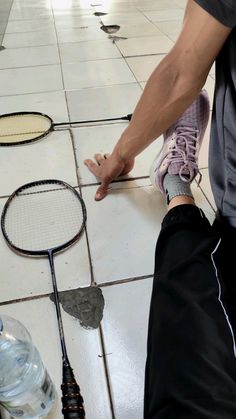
left=61, top=362, right=85, bottom=418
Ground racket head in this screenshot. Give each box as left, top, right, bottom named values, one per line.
left=0, top=111, right=54, bottom=146
left=1, top=179, right=87, bottom=256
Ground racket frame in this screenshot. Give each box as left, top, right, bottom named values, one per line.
left=1, top=179, right=87, bottom=417
left=0, top=111, right=132, bottom=146
left=1, top=179, right=87, bottom=256
left=0, top=111, right=54, bottom=146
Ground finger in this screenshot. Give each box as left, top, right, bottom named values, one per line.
left=104, top=153, right=110, bottom=159
left=95, top=153, right=106, bottom=166
left=95, top=180, right=110, bottom=201
left=84, top=159, right=100, bottom=176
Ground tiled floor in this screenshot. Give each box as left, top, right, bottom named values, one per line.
left=0, top=0, right=216, bottom=418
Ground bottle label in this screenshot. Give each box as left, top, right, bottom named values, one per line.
left=1, top=370, right=55, bottom=417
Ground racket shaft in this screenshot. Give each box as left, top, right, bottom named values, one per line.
left=48, top=251, right=68, bottom=360
left=54, top=113, right=132, bottom=127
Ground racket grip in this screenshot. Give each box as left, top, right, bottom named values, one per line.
left=61, top=362, right=85, bottom=418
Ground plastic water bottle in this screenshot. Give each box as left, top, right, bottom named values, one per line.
left=0, top=315, right=56, bottom=418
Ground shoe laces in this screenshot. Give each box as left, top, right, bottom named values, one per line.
left=167, top=125, right=202, bottom=184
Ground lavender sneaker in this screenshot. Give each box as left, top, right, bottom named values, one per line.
left=150, top=90, right=210, bottom=193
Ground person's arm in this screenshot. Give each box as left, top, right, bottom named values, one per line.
left=85, top=0, right=231, bottom=200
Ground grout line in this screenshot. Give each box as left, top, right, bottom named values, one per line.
left=68, top=128, right=96, bottom=287
left=0, top=62, right=61, bottom=72
left=81, top=175, right=150, bottom=188
left=0, top=176, right=151, bottom=200
left=0, top=88, right=64, bottom=98
left=0, top=80, right=139, bottom=98
left=2, top=41, right=58, bottom=50
left=0, top=275, right=153, bottom=306
left=0, top=292, right=51, bottom=306
left=0, top=61, right=61, bottom=72
left=50, top=0, right=66, bottom=94
left=123, top=51, right=170, bottom=59
left=97, top=274, right=153, bottom=288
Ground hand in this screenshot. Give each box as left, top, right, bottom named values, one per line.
left=84, top=151, right=135, bottom=201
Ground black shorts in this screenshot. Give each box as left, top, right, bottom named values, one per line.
left=144, top=205, right=236, bottom=418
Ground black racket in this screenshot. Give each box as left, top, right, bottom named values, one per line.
left=0, top=111, right=133, bottom=146
left=1, top=179, right=87, bottom=419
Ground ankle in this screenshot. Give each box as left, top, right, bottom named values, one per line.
left=167, top=195, right=196, bottom=211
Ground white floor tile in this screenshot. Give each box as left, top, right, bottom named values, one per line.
left=59, top=40, right=121, bottom=63
left=82, top=179, right=163, bottom=284
left=3, top=30, right=57, bottom=48
left=0, top=298, right=111, bottom=419
left=209, top=63, right=215, bottom=78
left=54, top=14, right=101, bottom=28
left=73, top=124, right=163, bottom=184
left=94, top=3, right=138, bottom=13
left=115, top=22, right=162, bottom=38
left=126, top=54, right=165, bottom=81
left=0, top=91, right=69, bottom=123
left=9, top=8, right=52, bottom=20
left=10, top=2, right=51, bottom=11
left=203, top=76, right=215, bottom=110
left=6, top=18, right=55, bottom=33
left=0, top=197, right=91, bottom=302
left=174, top=0, right=187, bottom=7
left=66, top=83, right=142, bottom=121
left=62, top=58, right=136, bottom=89
left=116, top=35, right=173, bottom=57
left=52, top=6, right=94, bottom=16
left=12, top=0, right=49, bottom=6
left=101, top=11, right=150, bottom=25
left=198, top=112, right=211, bottom=169
left=199, top=168, right=217, bottom=212
left=0, top=65, right=63, bottom=96
left=102, top=279, right=153, bottom=419
left=0, top=45, right=59, bottom=69
left=57, top=26, right=107, bottom=43
left=137, top=0, right=180, bottom=11
left=154, top=19, right=182, bottom=37
left=82, top=177, right=214, bottom=284
left=143, top=8, right=184, bottom=22
left=0, top=131, right=77, bottom=196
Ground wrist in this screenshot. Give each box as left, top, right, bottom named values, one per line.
left=114, top=134, right=136, bottom=164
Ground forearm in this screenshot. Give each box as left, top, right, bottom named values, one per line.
left=114, top=54, right=205, bottom=162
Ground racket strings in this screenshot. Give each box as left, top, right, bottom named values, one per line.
left=0, top=114, right=51, bottom=143
left=3, top=184, right=85, bottom=252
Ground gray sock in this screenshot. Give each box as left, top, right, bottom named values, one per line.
left=163, top=174, right=193, bottom=204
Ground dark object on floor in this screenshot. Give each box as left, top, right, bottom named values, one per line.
left=50, top=287, right=105, bottom=330
left=100, top=24, right=120, bottom=34
left=109, top=35, right=128, bottom=43
left=94, top=11, right=107, bottom=16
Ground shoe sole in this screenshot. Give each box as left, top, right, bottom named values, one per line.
left=149, top=138, right=165, bottom=193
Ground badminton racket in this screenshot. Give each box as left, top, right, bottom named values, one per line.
left=0, top=111, right=133, bottom=146
left=1, top=179, right=87, bottom=418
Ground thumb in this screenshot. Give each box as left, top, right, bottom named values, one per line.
left=95, top=180, right=109, bottom=201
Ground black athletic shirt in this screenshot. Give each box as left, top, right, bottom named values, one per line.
left=194, top=0, right=236, bottom=226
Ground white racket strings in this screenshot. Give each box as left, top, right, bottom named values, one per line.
left=2, top=182, right=85, bottom=253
